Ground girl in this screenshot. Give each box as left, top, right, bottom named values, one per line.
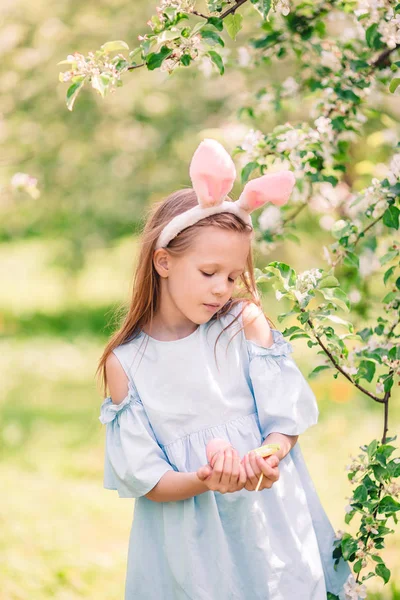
left=97, top=139, right=351, bottom=599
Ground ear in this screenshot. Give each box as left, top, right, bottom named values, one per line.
left=236, top=171, right=296, bottom=213
left=189, top=138, right=236, bottom=208
left=153, top=248, right=171, bottom=278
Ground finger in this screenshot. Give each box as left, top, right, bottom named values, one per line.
left=220, top=448, right=233, bottom=488
left=238, top=463, right=247, bottom=489
left=248, top=452, right=261, bottom=479
left=256, top=456, right=280, bottom=485
left=244, top=453, right=258, bottom=488
left=266, top=454, right=280, bottom=468
left=211, top=451, right=225, bottom=485
left=255, top=459, right=279, bottom=489
left=231, top=450, right=240, bottom=485
left=197, top=465, right=212, bottom=481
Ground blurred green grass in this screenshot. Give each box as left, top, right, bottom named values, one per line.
left=0, top=237, right=399, bottom=599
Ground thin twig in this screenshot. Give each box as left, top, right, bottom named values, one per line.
left=305, top=312, right=386, bottom=403
left=282, top=202, right=307, bottom=226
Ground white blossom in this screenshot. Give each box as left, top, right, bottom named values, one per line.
left=342, top=365, right=358, bottom=376
left=343, top=574, right=367, bottom=600
left=276, top=128, right=305, bottom=152
left=240, top=129, right=264, bottom=161
left=378, top=13, right=400, bottom=49
left=258, top=205, right=283, bottom=232
left=237, top=46, right=252, bottom=67
left=281, top=76, right=299, bottom=97
left=349, top=289, right=361, bottom=304
left=10, top=172, right=40, bottom=199
left=276, top=0, right=291, bottom=16
left=320, top=49, right=342, bottom=71
left=335, top=529, right=345, bottom=540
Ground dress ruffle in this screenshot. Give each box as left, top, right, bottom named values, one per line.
left=246, top=328, right=293, bottom=360
left=99, top=382, right=140, bottom=425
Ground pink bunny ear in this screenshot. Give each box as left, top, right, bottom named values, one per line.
left=236, top=171, right=296, bottom=213
left=189, top=139, right=236, bottom=208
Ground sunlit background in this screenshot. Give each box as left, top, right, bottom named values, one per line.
left=1, top=0, right=399, bottom=598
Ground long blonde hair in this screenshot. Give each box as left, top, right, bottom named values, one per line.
left=96, top=188, right=273, bottom=396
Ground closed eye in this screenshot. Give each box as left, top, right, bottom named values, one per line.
left=200, top=271, right=235, bottom=283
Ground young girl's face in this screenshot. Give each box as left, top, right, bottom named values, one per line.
left=157, top=226, right=251, bottom=325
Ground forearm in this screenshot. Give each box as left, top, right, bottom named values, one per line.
left=145, top=470, right=209, bottom=503
left=262, top=432, right=299, bottom=461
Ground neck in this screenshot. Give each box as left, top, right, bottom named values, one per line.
left=142, top=282, right=198, bottom=341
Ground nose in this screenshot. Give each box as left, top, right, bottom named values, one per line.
left=211, top=277, right=229, bottom=297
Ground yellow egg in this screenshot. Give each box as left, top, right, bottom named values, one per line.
left=249, top=443, right=281, bottom=458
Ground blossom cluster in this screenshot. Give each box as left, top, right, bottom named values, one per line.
left=59, top=51, right=126, bottom=94
left=10, top=173, right=40, bottom=199
left=354, top=0, right=400, bottom=49
left=238, top=116, right=341, bottom=185
left=160, top=34, right=203, bottom=73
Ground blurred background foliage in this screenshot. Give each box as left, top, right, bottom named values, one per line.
left=0, top=0, right=399, bottom=598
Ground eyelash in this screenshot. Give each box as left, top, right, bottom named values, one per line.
left=201, top=271, right=235, bottom=283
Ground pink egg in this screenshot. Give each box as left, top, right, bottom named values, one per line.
left=206, top=438, right=231, bottom=465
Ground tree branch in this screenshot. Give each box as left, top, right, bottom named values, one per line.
left=371, top=43, right=400, bottom=68
left=304, top=312, right=387, bottom=403
left=220, top=0, right=249, bottom=19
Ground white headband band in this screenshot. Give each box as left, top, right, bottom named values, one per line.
left=155, top=138, right=296, bottom=250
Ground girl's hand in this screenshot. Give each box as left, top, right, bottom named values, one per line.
left=197, top=446, right=247, bottom=494
left=241, top=452, right=280, bottom=492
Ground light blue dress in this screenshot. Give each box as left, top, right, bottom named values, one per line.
left=99, top=301, right=351, bottom=600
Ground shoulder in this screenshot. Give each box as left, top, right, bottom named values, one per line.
left=105, top=351, right=129, bottom=405
left=241, top=302, right=274, bottom=348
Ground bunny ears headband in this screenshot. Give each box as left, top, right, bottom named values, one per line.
left=155, top=138, right=296, bottom=250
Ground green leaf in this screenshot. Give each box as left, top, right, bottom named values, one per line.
left=327, top=594, right=340, bottom=600
left=241, top=161, right=259, bottom=184
left=309, top=365, right=331, bottom=378
left=353, top=484, right=368, bottom=502
left=91, top=74, right=108, bottom=98
left=353, top=559, right=363, bottom=574
left=157, top=29, right=182, bottom=43
left=389, top=77, right=400, bottom=93
left=180, top=54, right=192, bottom=66
left=367, top=439, right=378, bottom=459
left=375, top=563, right=391, bottom=584
left=207, top=17, right=224, bottom=31
left=101, top=40, right=129, bottom=53
left=201, top=29, right=225, bottom=46
left=146, top=46, right=173, bottom=70
left=378, top=496, right=400, bottom=514
left=224, top=13, right=243, bottom=40
left=208, top=50, right=224, bottom=74
left=250, top=0, right=272, bottom=19
left=380, top=249, right=398, bottom=265
left=282, top=326, right=304, bottom=336
left=343, top=251, right=360, bottom=269
left=366, top=23, right=381, bottom=48
left=318, top=275, right=339, bottom=289
left=383, top=205, right=399, bottom=229
left=384, top=266, right=395, bottom=285
left=357, top=360, right=376, bottom=383
left=266, top=262, right=297, bottom=286
left=382, top=291, right=398, bottom=304
left=66, top=78, right=85, bottom=111
left=341, top=535, right=358, bottom=560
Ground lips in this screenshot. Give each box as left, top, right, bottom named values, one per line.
left=204, top=303, right=220, bottom=309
